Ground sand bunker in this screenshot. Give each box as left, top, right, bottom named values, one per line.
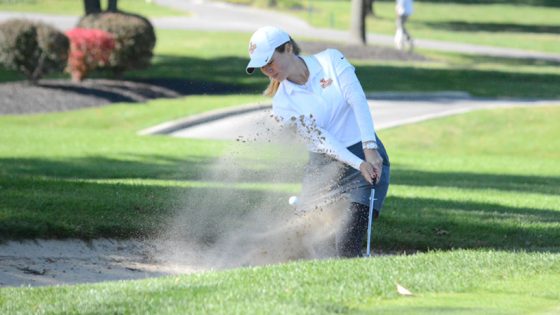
left=0, top=238, right=206, bottom=287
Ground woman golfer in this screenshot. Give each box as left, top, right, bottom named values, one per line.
left=245, top=26, right=390, bottom=258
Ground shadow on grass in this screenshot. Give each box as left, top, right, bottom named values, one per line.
left=378, top=195, right=560, bottom=253
left=125, top=55, right=267, bottom=95
left=393, top=168, right=560, bottom=196
left=0, top=176, right=288, bottom=240
left=0, top=56, right=268, bottom=95
left=0, top=155, right=302, bottom=183
left=422, top=21, right=560, bottom=34
left=0, top=156, right=211, bottom=181
left=448, top=54, right=560, bottom=68
left=398, top=0, right=560, bottom=7
left=1, top=155, right=559, bottom=253
left=3, top=55, right=560, bottom=99
left=132, top=55, right=560, bottom=98
left=3, top=157, right=559, bottom=195
left=355, top=64, right=560, bottom=98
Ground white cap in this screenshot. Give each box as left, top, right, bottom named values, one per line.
left=246, top=26, right=290, bottom=74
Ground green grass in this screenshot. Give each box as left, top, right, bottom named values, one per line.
left=1, top=94, right=560, bottom=251
left=0, top=31, right=560, bottom=244
left=132, top=30, right=560, bottom=98
left=235, top=0, right=560, bottom=54
left=1, top=251, right=559, bottom=314
left=1, top=60, right=559, bottom=313
left=0, top=0, right=186, bottom=17
left=379, top=106, right=560, bottom=251
left=1, top=4, right=559, bottom=311
left=1, top=107, right=560, bottom=310
left=0, top=94, right=268, bottom=239
left=2, top=29, right=560, bottom=98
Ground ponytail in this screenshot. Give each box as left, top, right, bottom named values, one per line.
left=264, top=80, right=280, bottom=97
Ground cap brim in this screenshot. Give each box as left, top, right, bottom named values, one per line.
left=245, top=51, right=273, bottom=75
left=246, top=67, right=256, bottom=75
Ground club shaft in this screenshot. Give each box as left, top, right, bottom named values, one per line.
left=366, top=188, right=375, bottom=257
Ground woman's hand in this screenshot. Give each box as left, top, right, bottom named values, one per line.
left=359, top=160, right=376, bottom=185
left=363, top=149, right=383, bottom=184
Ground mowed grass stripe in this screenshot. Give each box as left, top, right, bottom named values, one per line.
left=1, top=251, right=559, bottom=314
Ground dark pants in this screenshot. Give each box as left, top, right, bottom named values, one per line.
left=301, top=136, right=390, bottom=258
left=344, top=136, right=390, bottom=211
left=336, top=202, right=370, bottom=257
left=337, top=137, right=390, bottom=257
left=397, top=14, right=412, bottom=42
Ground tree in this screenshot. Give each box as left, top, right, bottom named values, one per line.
left=108, top=0, right=118, bottom=12
left=350, top=0, right=367, bottom=45
left=83, top=0, right=118, bottom=15
left=84, top=0, right=101, bottom=15
left=365, top=0, right=376, bottom=16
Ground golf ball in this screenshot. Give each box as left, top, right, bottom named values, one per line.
left=288, top=196, right=299, bottom=206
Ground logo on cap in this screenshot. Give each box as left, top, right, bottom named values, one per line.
left=248, top=42, right=257, bottom=55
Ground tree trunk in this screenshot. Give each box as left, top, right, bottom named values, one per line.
left=28, top=51, right=47, bottom=85
left=84, top=0, right=101, bottom=15
left=350, top=0, right=366, bottom=45
left=107, top=0, right=118, bottom=12
left=366, top=0, right=376, bottom=16
left=268, top=0, right=277, bottom=7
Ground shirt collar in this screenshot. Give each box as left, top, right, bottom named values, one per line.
left=283, top=55, right=322, bottom=95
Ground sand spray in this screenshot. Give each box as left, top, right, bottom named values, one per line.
left=153, top=115, right=351, bottom=271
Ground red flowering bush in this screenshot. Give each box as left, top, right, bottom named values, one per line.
left=78, top=12, right=156, bottom=76
left=65, top=28, right=115, bottom=81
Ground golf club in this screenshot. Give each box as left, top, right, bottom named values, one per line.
left=366, top=187, right=376, bottom=257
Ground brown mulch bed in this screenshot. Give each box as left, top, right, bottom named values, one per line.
left=0, top=79, right=235, bottom=115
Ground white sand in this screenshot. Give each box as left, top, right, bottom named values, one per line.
left=0, top=238, right=205, bottom=287
left=0, top=204, right=347, bottom=288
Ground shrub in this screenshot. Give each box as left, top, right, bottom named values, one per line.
left=0, top=19, right=69, bottom=84
left=77, top=12, right=156, bottom=76
left=65, top=28, right=115, bottom=82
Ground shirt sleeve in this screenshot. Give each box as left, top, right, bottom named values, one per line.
left=272, top=107, right=364, bottom=170
left=337, top=60, right=377, bottom=144
left=328, top=49, right=354, bottom=76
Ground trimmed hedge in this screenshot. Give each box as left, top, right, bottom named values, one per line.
left=77, top=12, right=156, bottom=76
left=0, top=19, right=69, bottom=84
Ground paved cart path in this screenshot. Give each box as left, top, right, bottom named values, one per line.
left=165, top=95, right=559, bottom=140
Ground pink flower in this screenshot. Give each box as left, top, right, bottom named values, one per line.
left=65, top=28, right=115, bottom=81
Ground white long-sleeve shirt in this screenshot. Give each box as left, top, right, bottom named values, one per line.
left=272, top=49, right=377, bottom=171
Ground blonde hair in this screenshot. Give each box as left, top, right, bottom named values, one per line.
left=263, top=37, right=301, bottom=97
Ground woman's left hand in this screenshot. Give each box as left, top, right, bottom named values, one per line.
left=359, top=161, right=376, bottom=185
left=364, top=149, right=383, bottom=184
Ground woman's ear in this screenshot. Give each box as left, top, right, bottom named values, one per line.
left=285, top=43, right=293, bottom=54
